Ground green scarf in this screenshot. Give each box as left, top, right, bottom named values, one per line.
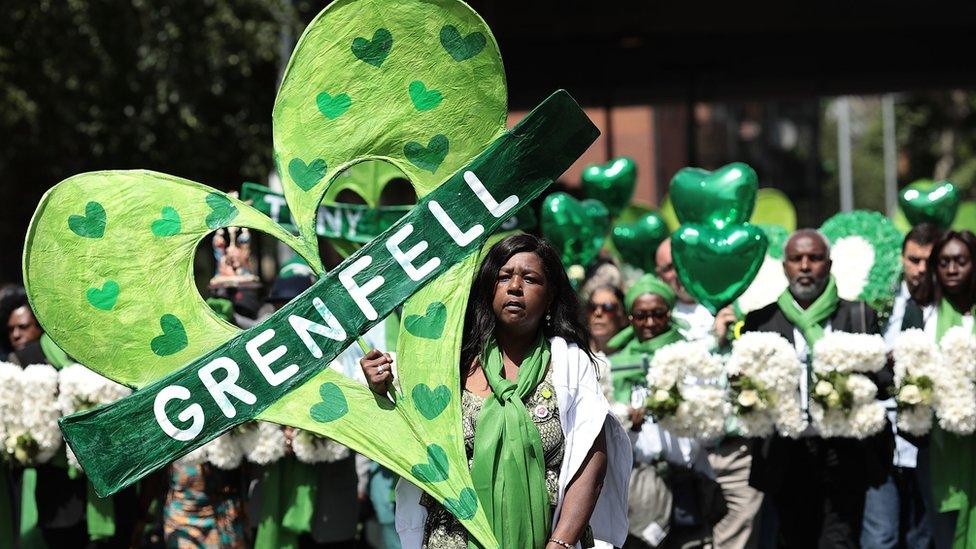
left=469, top=336, right=551, bottom=549
left=930, top=297, right=976, bottom=549
left=255, top=457, right=318, bottom=549
left=776, top=276, right=839, bottom=348
left=607, top=325, right=683, bottom=403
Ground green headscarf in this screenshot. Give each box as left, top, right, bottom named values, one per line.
left=608, top=274, right=683, bottom=403
left=930, top=296, right=976, bottom=549
left=469, top=336, right=551, bottom=549
left=624, top=274, right=676, bottom=313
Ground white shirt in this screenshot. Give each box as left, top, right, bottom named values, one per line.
left=672, top=301, right=716, bottom=347
left=924, top=305, right=975, bottom=339
left=883, top=282, right=911, bottom=350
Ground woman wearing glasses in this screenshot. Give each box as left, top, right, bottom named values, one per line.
left=606, top=274, right=715, bottom=548
left=914, top=230, right=976, bottom=549
left=586, top=286, right=629, bottom=356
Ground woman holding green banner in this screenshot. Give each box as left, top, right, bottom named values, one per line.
left=918, top=230, right=976, bottom=549
left=362, top=234, right=630, bottom=548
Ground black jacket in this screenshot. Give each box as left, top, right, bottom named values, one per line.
left=742, top=299, right=895, bottom=494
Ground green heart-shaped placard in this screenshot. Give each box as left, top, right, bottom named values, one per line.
left=309, top=382, right=349, bottom=423
left=205, top=192, right=239, bottom=229
left=670, top=162, right=758, bottom=229
left=412, top=383, right=451, bottom=420
left=288, top=158, right=328, bottom=192
left=444, top=487, right=479, bottom=520
left=899, top=179, right=960, bottom=228
left=150, top=314, right=188, bottom=357
left=439, top=25, right=486, bottom=61
left=611, top=212, right=668, bottom=272
left=540, top=192, right=609, bottom=269
left=405, top=301, right=447, bottom=340
left=69, top=201, right=107, bottom=239
left=411, top=443, right=450, bottom=483
left=581, top=157, right=636, bottom=217
left=671, top=223, right=768, bottom=314
left=351, top=28, right=393, bottom=67
left=316, top=91, right=352, bottom=120
left=404, top=134, right=449, bottom=174
left=409, top=81, right=443, bottom=111
left=151, top=207, right=181, bottom=237
left=86, top=280, right=120, bottom=311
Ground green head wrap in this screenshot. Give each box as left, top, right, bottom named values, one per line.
left=624, top=274, right=676, bottom=313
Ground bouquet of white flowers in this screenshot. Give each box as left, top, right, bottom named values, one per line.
left=292, top=429, right=351, bottom=464
left=809, top=332, right=887, bottom=439
left=58, top=364, right=132, bottom=470
left=236, top=421, right=288, bottom=465
left=4, top=364, right=63, bottom=465
left=726, top=332, right=807, bottom=438
left=891, top=329, right=938, bottom=435
left=645, top=340, right=729, bottom=439
left=933, top=327, right=976, bottom=435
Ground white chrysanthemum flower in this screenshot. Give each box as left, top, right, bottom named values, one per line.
left=646, top=341, right=729, bottom=439
left=847, top=374, right=878, bottom=404
left=292, top=430, right=351, bottom=464
left=897, top=406, right=933, bottom=436
left=58, top=364, right=132, bottom=471
left=206, top=433, right=244, bottom=470
left=0, top=363, right=22, bottom=451
left=237, top=422, right=287, bottom=465
left=18, top=365, right=62, bottom=464
left=813, top=332, right=886, bottom=375
left=727, top=332, right=806, bottom=437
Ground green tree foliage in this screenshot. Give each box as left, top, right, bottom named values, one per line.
left=0, top=0, right=300, bottom=282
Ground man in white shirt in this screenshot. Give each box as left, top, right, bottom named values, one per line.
left=863, top=222, right=941, bottom=549
left=655, top=239, right=760, bottom=548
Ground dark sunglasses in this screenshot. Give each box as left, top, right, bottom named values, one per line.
left=631, top=309, right=669, bottom=321
left=587, top=302, right=620, bottom=314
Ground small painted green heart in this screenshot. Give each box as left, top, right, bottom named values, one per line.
left=409, top=81, right=443, bottom=111
left=443, top=487, right=478, bottom=521
left=351, top=28, right=392, bottom=67
left=151, top=206, right=181, bottom=237
left=404, top=301, right=447, bottom=339
left=289, top=158, right=328, bottom=192
left=439, top=25, right=486, bottom=61
left=205, top=193, right=239, bottom=229
left=150, top=314, right=188, bottom=356
left=412, top=383, right=451, bottom=420
left=310, top=382, right=349, bottom=423
left=404, top=135, right=449, bottom=174
left=68, top=201, right=106, bottom=239
left=316, top=91, right=351, bottom=120
left=86, top=280, right=120, bottom=311
left=411, top=444, right=449, bottom=483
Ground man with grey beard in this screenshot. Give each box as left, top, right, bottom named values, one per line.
left=742, top=229, right=894, bottom=548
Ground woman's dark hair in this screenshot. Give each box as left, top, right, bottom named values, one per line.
left=459, top=234, right=593, bottom=376
left=915, top=230, right=976, bottom=306
left=0, top=286, right=30, bottom=357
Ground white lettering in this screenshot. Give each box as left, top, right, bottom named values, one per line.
left=320, top=206, right=343, bottom=235
left=262, top=194, right=288, bottom=223
left=198, top=357, right=257, bottom=418
left=386, top=223, right=441, bottom=282
left=429, top=201, right=484, bottom=246
left=344, top=208, right=364, bottom=238
left=339, top=255, right=385, bottom=321
left=154, top=385, right=205, bottom=441
left=245, top=329, right=297, bottom=387
left=289, top=297, right=348, bottom=358
left=464, top=171, right=519, bottom=217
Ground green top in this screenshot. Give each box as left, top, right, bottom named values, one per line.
left=607, top=325, right=684, bottom=404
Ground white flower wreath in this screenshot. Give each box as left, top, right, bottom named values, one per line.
left=726, top=332, right=807, bottom=438
left=645, top=340, right=729, bottom=439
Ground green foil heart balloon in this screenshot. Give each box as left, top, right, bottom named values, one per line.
left=581, top=157, right=637, bottom=217
left=671, top=223, right=768, bottom=314
left=612, top=212, right=669, bottom=272
left=540, top=192, right=609, bottom=269
left=670, top=162, right=758, bottom=229
left=899, top=179, right=960, bottom=228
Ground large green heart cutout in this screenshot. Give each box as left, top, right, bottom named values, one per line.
left=540, top=192, right=609, bottom=269
left=611, top=212, right=669, bottom=272
left=899, top=179, right=960, bottom=228
left=670, top=162, right=758, bottom=229
left=24, top=1, right=601, bottom=546
left=581, top=157, right=636, bottom=217
left=671, top=223, right=768, bottom=314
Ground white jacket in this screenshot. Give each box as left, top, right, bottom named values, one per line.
left=395, top=337, right=632, bottom=548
